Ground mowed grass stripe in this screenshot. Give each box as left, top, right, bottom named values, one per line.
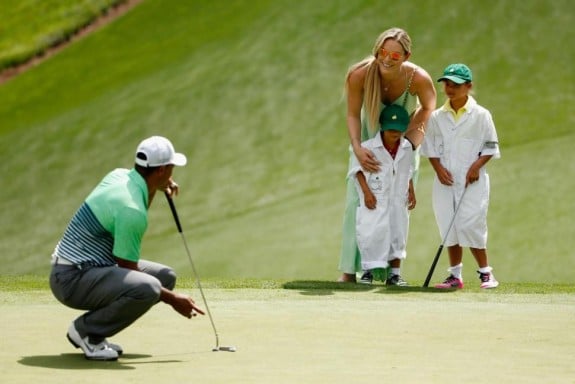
left=0, top=0, right=573, bottom=282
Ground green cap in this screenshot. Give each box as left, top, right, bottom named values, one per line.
left=437, top=63, right=472, bottom=84
left=379, top=104, right=410, bottom=133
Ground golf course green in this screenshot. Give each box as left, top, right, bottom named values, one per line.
left=2, top=285, right=574, bottom=383
left=0, top=1, right=573, bottom=383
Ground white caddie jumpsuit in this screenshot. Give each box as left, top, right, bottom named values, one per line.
left=348, top=134, right=414, bottom=271
left=420, top=96, right=500, bottom=248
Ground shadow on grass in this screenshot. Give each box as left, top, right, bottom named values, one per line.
left=376, top=285, right=457, bottom=294
left=282, top=280, right=457, bottom=296
left=18, top=353, right=183, bottom=370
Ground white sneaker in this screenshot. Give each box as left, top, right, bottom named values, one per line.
left=103, top=340, right=123, bottom=355
left=67, top=323, right=119, bottom=361
left=478, top=271, right=499, bottom=289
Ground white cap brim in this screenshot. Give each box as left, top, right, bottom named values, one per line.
left=171, top=153, right=187, bottom=166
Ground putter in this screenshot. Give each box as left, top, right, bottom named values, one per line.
left=164, top=192, right=237, bottom=353
left=423, top=187, right=468, bottom=287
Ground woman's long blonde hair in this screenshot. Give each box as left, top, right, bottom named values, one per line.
left=345, top=28, right=412, bottom=134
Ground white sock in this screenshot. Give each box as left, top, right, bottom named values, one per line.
left=449, top=263, right=463, bottom=279
left=478, top=266, right=493, bottom=274
left=390, top=268, right=400, bottom=276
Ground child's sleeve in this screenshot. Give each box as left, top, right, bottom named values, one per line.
left=347, top=155, right=362, bottom=180
left=480, top=111, right=501, bottom=159
left=346, top=143, right=368, bottom=180
left=419, top=113, right=439, bottom=158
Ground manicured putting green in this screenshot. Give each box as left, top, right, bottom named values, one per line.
left=3, top=288, right=574, bottom=383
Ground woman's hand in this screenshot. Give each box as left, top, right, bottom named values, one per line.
left=355, top=147, right=381, bottom=173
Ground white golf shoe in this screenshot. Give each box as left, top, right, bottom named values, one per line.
left=66, top=323, right=119, bottom=361
left=103, top=340, right=123, bottom=355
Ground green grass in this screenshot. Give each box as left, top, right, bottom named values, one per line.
left=2, top=275, right=574, bottom=294
left=0, top=0, right=125, bottom=70
left=0, top=0, right=573, bottom=284
left=3, top=287, right=574, bottom=384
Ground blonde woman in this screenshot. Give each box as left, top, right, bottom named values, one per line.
left=339, top=28, right=436, bottom=283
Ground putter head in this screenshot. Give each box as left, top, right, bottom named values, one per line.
left=213, top=346, right=236, bottom=352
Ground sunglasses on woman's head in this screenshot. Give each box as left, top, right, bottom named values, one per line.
left=379, top=48, right=403, bottom=61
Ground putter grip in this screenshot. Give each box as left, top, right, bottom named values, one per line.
left=164, top=191, right=183, bottom=233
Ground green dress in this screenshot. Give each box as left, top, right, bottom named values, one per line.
left=338, top=90, right=419, bottom=277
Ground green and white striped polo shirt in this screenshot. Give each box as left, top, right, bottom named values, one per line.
left=54, top=168, right=149, bottom=266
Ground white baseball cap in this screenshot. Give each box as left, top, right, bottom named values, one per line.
left=135, top=136, right=187, bottom=167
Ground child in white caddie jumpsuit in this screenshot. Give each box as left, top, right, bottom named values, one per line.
left=349, top=104, right=416, bottom=285
left=420, top=63, right=500, bottom=289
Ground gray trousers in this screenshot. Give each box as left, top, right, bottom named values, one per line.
left=49, top=260, right=176, bottom=342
